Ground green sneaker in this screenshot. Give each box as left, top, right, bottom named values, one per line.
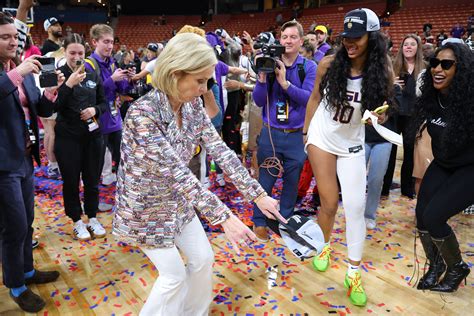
left=344, top=271, right=367, bottom=306
left=312, top=244, right=331, bottom=272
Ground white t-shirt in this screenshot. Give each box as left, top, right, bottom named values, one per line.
left=306, top=76, right=365, bottom=157
left=145, top=59, right=157, bottom=74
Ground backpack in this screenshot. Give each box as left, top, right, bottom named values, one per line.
left=85, top=56, right=116, bottom=79
left=297, top=58, right=306, bottom=85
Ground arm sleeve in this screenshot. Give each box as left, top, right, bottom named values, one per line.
left=14, top=19, right=29, bottom=55
left=285, top=61, right=317, bottom=107
left=126, top=113, right=232, bottom=225
left=252, top=81, right=269, bottom=108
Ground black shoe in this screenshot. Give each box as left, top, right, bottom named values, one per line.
left=10, top=288, right=46, bottom=313
left=430, top=262, right=470, bottom=293
left=430, top=233, right=471, bottom=292
left=25, top=269, right=60, bottom=285
left=416, top=230, right=446, bottom=290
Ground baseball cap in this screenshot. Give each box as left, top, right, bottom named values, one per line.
left=147, top=42, right=159, bottom=52
left=340, top=8, right=380, bottom=38
left=256, top=32, right=275, bottom=45
left=278, top=215, right=325, bottom=260
left=43, top=17, right=63, bottom=32
left=215, top=28, right=229, bottom=39
left=314, top=25, right=328, bottom=34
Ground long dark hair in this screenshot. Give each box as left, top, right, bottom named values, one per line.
left=413, top=43, right=474, bottom=154
left=321, top=31, right=393, bottom=112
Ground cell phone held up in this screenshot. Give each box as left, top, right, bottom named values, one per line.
left=399, top=72, right=409, bottom=84
left=38, top=57, right=58, bottom=88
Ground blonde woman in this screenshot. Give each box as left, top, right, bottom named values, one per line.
left=112, top=33, right=285, bottom=316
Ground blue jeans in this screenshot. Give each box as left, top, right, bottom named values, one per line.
left=253, top=127, right=306, bottom=227
left=365, top=142, right=392, bottom=220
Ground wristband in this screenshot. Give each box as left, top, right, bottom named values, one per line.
left=253, top=191, right=268, bottom=204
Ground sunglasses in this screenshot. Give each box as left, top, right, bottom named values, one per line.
left=429, top=58, right=456, bottom=70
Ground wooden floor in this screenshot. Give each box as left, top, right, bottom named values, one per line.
left=0, top=165, right=473, bottom=315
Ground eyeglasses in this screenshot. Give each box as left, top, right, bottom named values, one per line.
left=429, top=58, right=456, bottom=70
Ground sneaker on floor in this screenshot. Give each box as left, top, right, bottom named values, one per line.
left=102, top=173, right=117, bottom=186
left=98, top=202, right=113, bottom=212
left=32, top=239, right=39, bottom=249
left=365, top=218, right=376, bottom=230
left=73, top=220, right=91, bottom=241
left=253, top=225, right=269, bottom=242
left=344, top=271, right=367, bottom=306
left=47, top=167, right=60, bottom=179
left=87, top=218, right=106, bottom=238
left=312, top=244, right=331, bottom=272
left=216, top=173, right=225, bottom=187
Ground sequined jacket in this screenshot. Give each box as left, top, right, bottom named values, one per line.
left=112, top=90, right=265, bottom=248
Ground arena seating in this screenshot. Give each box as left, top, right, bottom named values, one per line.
left=29, top=1, right=474, bottom=53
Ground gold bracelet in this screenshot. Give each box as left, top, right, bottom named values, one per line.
left=253, top=192, right=268, bottom=204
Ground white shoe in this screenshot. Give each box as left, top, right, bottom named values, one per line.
left=74, top=220, right=91, bottom=241
left=87, top=217, right=106, bottom=238
left=365, top=218, right=376, bottom=230
left=98, top=202, right=113, bottom=212
left=102, top=173, right=117, bottom=186
left=202, top=176, right=211, bottom=190
left=216, top=173, right=225, bottom=187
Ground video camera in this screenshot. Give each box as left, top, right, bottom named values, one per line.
left=253, top=41, right=286, bottom=73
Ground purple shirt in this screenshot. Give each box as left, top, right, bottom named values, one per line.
left=313, top=42, right=331, bottom=64
left=252, top=55, right=317, bottom=129
left=215, top=60, right=229, bottom=112
left=84, top=52, right=132, bottom=134
left=451, top=26, right=465, bottom=39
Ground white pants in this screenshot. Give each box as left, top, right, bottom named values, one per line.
left=337, top=154, right=367, bottom=262
left=139, top=216, right=214, bottom=316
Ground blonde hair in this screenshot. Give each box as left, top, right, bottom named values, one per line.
left=177, top=25, right=205, bottom=37
left=393, top=34, right=426, bottom=79
left=89, top=24, right=114, bottom=40
left=152, top=33, right=217, bottom=99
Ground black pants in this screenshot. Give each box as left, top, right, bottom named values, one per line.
left=55, top=135, right=105, bottom=222
left=398, top=116, right=415, bottom=197
left=416, top=161, right=474, bottom=238
left=0, top=156, right=34, bottom=288
left=104, top=130, right=122, bottom=172
left=222, top=90, right=243, bottom=154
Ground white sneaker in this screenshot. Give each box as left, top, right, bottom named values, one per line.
left=365, top=218, right=376, bottom=230
left=74, top=220, right=91, bottom=241
left=216, top=173, right=225, bottom=187
left=87, top=218, right=106, bottom=238
left=202, top=176, right=211, bottom=190
left=102, top=173, right=117, bottom=186
left=98, top=202, right=113, bottom=212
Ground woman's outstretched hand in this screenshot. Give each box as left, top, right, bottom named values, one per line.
left=221, top=214, right=257, bottom=255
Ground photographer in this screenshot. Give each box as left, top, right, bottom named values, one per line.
left=252, top=21, right=317, bottom=241
left=0, top=12, right=64, bottom=313
left=54, top=33, right=107, bottom=241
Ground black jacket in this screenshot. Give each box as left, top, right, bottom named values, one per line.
left=0, top=70, right=55, bottom=171
left=55, top=64, right=107, bottom=139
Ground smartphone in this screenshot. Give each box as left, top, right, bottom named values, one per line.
left=75, top=60, right=85, bottom=73
left=38, top=57, right=57, bottom=88
left=399, top=72, right=409, bottom=84
left=374, top=104, right=389, bottom=114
